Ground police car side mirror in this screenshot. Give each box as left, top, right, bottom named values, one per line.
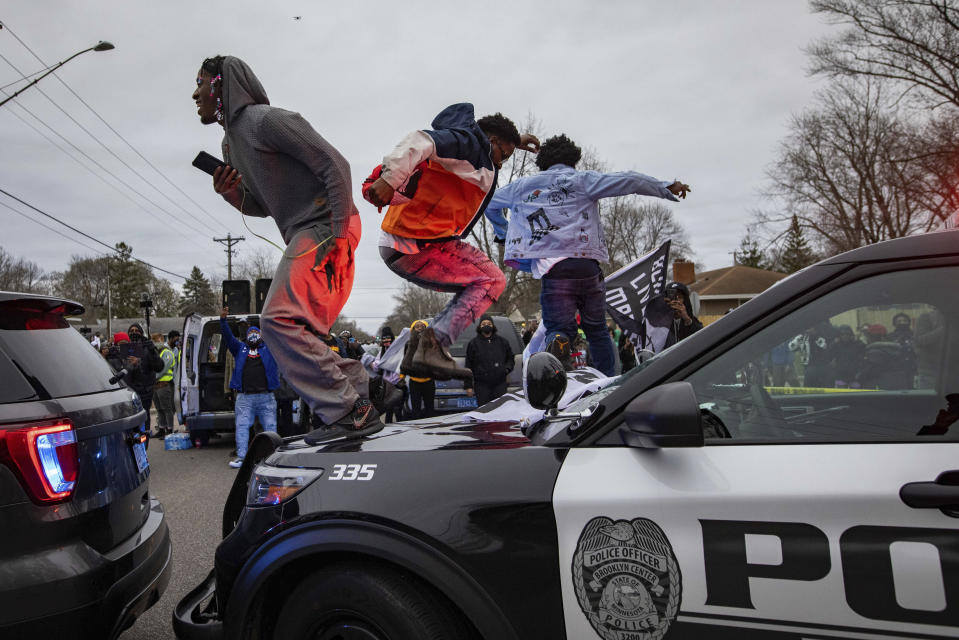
left=620, top=382, right=704, bottom=448
left=524, top=352, right=568, bottom=411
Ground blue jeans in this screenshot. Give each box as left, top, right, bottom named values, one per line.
left=541, top=272, right=615, bottom=376
left=234, top=392, right=277, bottom=459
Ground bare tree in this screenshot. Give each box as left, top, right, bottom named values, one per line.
left=383, top=282, right=453, bottom=331
left=808, top=0, right=959, bottom=111
left=600, top=199, right=694, bottom=273
left=49, top=254, right=111, bottom=322
left=233, top=246, right=279, bottom=283
left=0, top=246, right=47, bottom=293
left=904, top=114, right=959, bottom=229
left=764, top=81, right=931, bottom=254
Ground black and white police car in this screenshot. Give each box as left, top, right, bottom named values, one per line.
left=174, top=230, right=959, bottom=640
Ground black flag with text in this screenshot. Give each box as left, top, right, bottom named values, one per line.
left=604, top=241, right=671, bottom=352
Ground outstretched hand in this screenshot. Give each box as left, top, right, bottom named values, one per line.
left=667, top=181, right=691, bottom=200
left=518, top=133, right=540, bottom=153
left=213, top=165, right=242, bottom=194
left=314, top=237, right=353, bottom=293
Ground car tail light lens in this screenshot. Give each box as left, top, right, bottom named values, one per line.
left=247, top=465, right=322, bottom=506
left=0, top=420, right=78, bottom=503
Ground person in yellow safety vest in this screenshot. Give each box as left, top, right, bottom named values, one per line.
left=153, top=333, right=177, bottom=437
left=166, top=330, right=182, bottom=425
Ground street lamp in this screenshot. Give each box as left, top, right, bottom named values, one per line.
left=0, top=40, right=115, bottom=108
left=139, top=292, right=153, bottom=335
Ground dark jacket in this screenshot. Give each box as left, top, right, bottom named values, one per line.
left=662, top=292, right=703, bottom=349
left=107, top=334, right=163, bottom=394
left=465, top=326, right=514, bottom=385
left=221, top=318, right=280, bottom=392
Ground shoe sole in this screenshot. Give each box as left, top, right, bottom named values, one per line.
left=342, top=420, right=384, bottom=439
left=304, top=426, right=348, bottom=445
left=303, top=413, right=383, bottom=444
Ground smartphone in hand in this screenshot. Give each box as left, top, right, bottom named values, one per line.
left=192, top=151, right=226, bottom=176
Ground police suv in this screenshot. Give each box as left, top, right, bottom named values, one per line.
left=174, top=231, right=959, bottom=640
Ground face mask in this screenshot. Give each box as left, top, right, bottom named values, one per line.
left=480, top=325, right=493, bottom=334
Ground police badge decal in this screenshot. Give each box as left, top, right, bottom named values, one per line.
left=573, top=516, right=682, bottom=640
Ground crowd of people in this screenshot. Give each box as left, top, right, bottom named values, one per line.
left=767, top=311, right=940, bottom=390
left=85, top=294, right=703, bottom=467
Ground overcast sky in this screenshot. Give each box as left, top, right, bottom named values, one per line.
left=0, top=1, right=836, bottom=332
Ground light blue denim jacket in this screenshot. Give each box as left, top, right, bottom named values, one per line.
left=484, top=164, right=678, bottom=272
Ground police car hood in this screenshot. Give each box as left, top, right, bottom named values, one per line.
left=280, top=415, right=531, bottom=456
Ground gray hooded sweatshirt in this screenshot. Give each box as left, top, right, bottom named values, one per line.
left=218, top=56, right=357, bottom=242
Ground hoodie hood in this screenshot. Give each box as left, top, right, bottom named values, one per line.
left=221, top=56, right=269, bottom=128
left=476, top=315, right=497, bottom=335
left=426, top=103, right=493, bottom=172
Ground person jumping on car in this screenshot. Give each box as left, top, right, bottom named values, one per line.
left=363, top=103, right=539, bottom=381
left=485, top=134, right=690, bottom=375
left=191, top=55, right=378, bottom=443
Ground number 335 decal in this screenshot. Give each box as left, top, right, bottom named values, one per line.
left=328, top=463, right=377, bottom=481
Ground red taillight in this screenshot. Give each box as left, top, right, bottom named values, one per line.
left=0, top=420, right=78, bottom=503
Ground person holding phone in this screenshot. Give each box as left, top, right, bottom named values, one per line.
left=106, top=326, right=164, bottom=436
left=191, top=55, right=377, bottom=441
left=662, top=282, right=702, bottom=348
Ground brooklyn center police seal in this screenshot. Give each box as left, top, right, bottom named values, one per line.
left=572, top=516, right=682, bottom=640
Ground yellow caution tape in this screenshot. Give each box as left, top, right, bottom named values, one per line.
left=765, top=386, right=875, bottom=395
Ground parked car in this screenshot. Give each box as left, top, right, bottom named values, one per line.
left=0, top=292, right=171, bottom=639
left=179, top=312, right=261, bottom=445
left=433, top=314, right=524, bottom=413
left=176, top=230, right=959, bottom=640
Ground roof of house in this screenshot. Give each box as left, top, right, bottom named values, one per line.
left=689, top=265, right=788, bottom=297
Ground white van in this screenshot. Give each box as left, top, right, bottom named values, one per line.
left=179, top=312, right=261, bottom=445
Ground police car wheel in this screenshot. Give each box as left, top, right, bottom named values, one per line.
left=272, top=560, right=471, bottom=640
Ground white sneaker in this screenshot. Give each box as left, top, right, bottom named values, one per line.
left=228, top=458, right=244, bottom=468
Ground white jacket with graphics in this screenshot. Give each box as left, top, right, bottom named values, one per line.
left=484, top=164, right=678, bottom=272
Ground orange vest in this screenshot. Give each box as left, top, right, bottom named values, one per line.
left=381, top=161, right=488, bottom=240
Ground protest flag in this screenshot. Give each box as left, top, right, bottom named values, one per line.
left=604, top=241, right=672, bottom=353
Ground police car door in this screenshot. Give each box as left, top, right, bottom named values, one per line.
left=179, top=313, right=202, bottom=422
left=554, top=264, right=959, bottom=640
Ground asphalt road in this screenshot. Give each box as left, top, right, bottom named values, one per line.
left=120, top=422, right=238, bottom=639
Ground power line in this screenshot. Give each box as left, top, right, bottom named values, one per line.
left=0, top=22, right=232, bottom=235
left=0, top=199, right=109, bottom=256
left=0, top=65, right=49, bottom=91
left=0, top=187, right=188, bottom=280
left=0, top=92, right=210, bottom=250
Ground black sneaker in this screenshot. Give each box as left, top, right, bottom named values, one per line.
left=344, top=399, right=382, bottom=438
left=547, top=335, right=573, bottom=371
left=304, top=399, right=384, bottom=444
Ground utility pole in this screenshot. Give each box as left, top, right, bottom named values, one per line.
left=213, top=234, right=245, bottom=280
left=106, top=274, right=112, bottom=340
